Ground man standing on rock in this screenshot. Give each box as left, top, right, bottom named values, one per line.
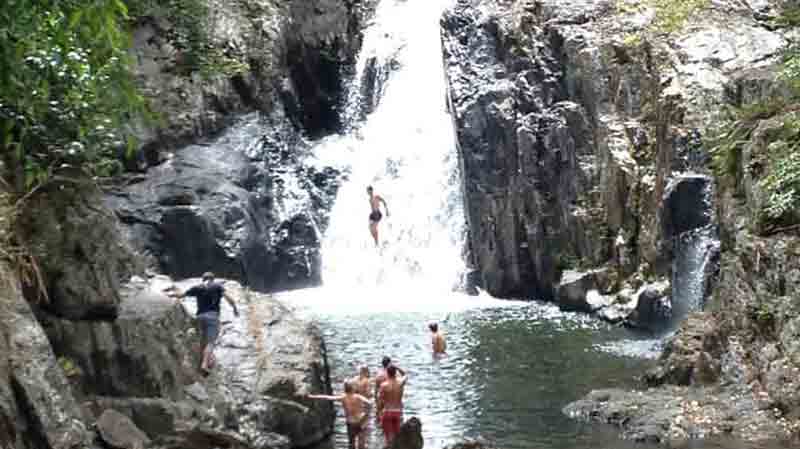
left=165, top=272, right=239, bottom=374
left=367, top=185, right=389, bottom=247
left=377, top=364, right=408, bottom=446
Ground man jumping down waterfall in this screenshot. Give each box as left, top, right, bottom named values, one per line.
left=367, top=185, right=389, bottom=247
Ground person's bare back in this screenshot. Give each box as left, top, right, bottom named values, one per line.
left=429, top=322, right=447, bottom=354
left=377, top=365, right=408, bottom=445
left=342, top=393, right=369, bottom=423
left=379, top=377, right=406, bottom=411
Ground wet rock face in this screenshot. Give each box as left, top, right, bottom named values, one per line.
left=107, top=115, right=341, bottom=292
left=661, top=175, right=713, bottom=239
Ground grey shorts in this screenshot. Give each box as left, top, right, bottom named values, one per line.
left=197, top=312, right=220, bottom=346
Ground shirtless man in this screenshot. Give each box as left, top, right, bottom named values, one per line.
left=308, top=381, right=372, bottom=449
left=353, top=365, right=372, bottom=398
left=374, top=356, right=405, bottom=411
left=367, top=185, right=389, bottom=247
left=429, top=322, right=447, bottom=355
left=377, top=365, right=408, bottom=445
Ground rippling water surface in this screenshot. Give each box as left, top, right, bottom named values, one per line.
left=282, top=289, right=793, bottom=449
left=283, top=289, right=662, bottom=449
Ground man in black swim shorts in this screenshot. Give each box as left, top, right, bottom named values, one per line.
left=367, top=185, right=389, bottom=247
left=166, top=272, right=239, bottom=373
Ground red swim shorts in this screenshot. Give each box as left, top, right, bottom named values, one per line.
left=381, top=410, right=402, bottom=437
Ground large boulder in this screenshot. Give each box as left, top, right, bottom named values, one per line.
left=107, top=117, right=340, bottom=293
left=389, top=417, right=423, bottom=449
left=41, top=275, right=335, bottom=449
left=0, top=262, right=94, bottom=449
left=555, top=270, right=613, bottom=313
left=643, top=313, right=721, bottom=387
left=626, top=281, right=673, bottom=331
left=20, top=187, right=143, bottom=320
left=96, top=409, right=151, bottom=449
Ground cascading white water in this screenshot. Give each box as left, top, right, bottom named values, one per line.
left=313, top=0, right=466, bottom=301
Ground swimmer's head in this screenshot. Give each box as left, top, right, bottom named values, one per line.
left=344, top=380, right=354, bottom=393
left=381, top=356, right=391, bottom=368
left=387, top=365, right=398, bottom=378
left=428, top=322, right=438, bottom=332
left=359, top=365, right=369, bottom=377
left=367, top=185, right=373, bottom=195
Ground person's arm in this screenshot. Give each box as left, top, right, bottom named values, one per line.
left=380, top=196, right=389, bottom=217
left=356, top=394, right=373, bottom=406
left=308, top=394, right=343, bottom=401
left=223, top=291, right=240, bottom=317
left=399, top=373, right=409, bottom=387
left=165, top=285, right=195, bottom=300
left=377, top=385, right=385, bottom=412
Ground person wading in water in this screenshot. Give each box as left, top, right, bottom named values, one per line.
left=308, top=381, right=372, bottom=449
left=429, top=322, right=447, bottom=355
left=353, top=365, right=373, bottom=398
left=165, top=272, right=239, bottom=374
left=377, top=364, right=408, bottom=445
left=367, top=185, right=389, bottom=247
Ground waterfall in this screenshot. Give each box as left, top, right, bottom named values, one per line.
left=663, top=174, right=720, bottom=327
left=312, top=0, right=466, bottom=299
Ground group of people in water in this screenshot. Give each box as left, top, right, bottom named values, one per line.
left=167, top=184, right=435, bottom=448
left=308, top=323, right=447, bottom=449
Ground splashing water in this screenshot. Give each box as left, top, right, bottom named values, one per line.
left=316, top=0, right=465, bottom=298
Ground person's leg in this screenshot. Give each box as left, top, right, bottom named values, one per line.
left=357, top=416, right=368, bottom=449
left=387, top=413, right=401, bottom=445
left=346, top=423, right=357, bottom=449
left=369, top=221, right=379, bottom=246
left=201, top=314, right=220, bottom=372
left=381, top=413, right=391, bottom=444
left=198, top=315, right=210, bottom=371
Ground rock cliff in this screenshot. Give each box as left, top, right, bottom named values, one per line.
left=443, top=0, right=800, bottom=444
left=106, top=0, right=374, bottom=292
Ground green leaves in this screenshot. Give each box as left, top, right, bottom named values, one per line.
left=0, top=0, right=146, bottom=195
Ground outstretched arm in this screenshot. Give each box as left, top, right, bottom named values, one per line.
left=223, top=292, right=240, bottom=317
left=164, top=285, right=189, bottom=300
left=308, top=394, right=343, bottom=401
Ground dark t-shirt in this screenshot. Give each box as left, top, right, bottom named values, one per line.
left=185, top=283, right=224, bottom=315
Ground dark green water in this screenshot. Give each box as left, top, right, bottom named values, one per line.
left=286, top=292, right=647, bottom=448
left=284, top=290, right=791, bottom=449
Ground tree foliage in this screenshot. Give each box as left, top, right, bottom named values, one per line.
left=0, top=0, right=147, bottom=195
